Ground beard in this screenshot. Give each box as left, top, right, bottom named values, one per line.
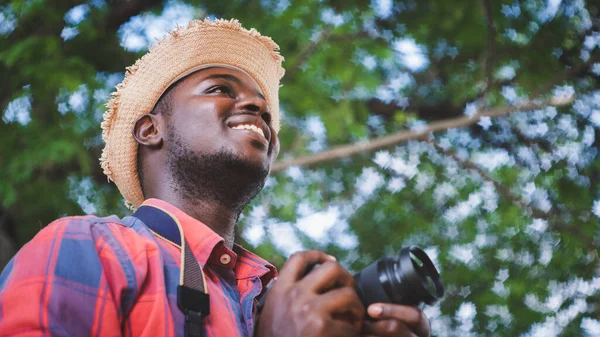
left=165, top=128, right=269, bottom=215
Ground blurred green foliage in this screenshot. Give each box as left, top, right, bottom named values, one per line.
left=1, top=0, right=600, bottom=335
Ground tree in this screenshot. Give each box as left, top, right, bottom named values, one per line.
left=1, top=0, right=599, bottom=335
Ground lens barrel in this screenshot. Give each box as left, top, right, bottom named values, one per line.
left=354, top=246, right=444, bottom=307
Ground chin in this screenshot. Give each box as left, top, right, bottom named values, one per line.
left=167, top=145, right=269, bottom=210
left=229, top=146, right=272, bottom=174
left=242, top=154, right=271, bottom=173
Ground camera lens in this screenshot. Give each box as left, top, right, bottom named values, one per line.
left=354, top=246, right=444, bottom=307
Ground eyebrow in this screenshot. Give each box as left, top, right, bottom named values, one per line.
left=204, top=74, right=266, bottom=101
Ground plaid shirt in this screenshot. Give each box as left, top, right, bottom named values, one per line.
left=0, top=198, right=277, bottom=337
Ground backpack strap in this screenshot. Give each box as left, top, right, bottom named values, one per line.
left=132, top=205, right=209, bottom=337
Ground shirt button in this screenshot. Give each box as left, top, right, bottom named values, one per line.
left=220, top=253, right=231, bottom=265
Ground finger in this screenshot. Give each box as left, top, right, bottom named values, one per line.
left=412, top=310, right=430, bottom=337
left=326, top=319, right=361, bottom=337
left=318, top=287, right=365, bottom=322
left=367, top=304, right=421, bottom=324
left=368, top=304, right=430, bottom=337
left=362, top=319, right=416, bottom=337
left=300, top=261, right=354, bottom=292
left=277, top=250, right=336, bottom=283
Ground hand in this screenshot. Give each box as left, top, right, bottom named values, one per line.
left=255, top=250, right=365, bottom=337
left=361, top=303, right=430, bottom=337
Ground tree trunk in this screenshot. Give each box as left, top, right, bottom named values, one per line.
left=0, top=206, right=17, bottom=271
left=0, top=231, right=16, bottom=271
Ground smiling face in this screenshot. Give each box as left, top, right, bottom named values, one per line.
left=165, top=66, right=280, bottom=171
left=133, top=66, right=281, bottom=211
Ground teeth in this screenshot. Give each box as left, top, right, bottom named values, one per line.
left=232, top=124, right=265, bottom=138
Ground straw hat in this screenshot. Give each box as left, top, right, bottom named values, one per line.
left=100, top=18, right=285, bottom=209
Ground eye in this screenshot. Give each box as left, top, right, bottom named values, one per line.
left=207, top=85, right=233, bottom=96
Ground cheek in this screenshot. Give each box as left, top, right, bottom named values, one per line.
left=172, top=103, right=228, bottom=141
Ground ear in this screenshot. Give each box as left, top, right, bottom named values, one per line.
left=133, top=114, right=163, bottom=149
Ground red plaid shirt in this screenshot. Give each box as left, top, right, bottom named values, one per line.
left=0, top=198, right=277, bottom=337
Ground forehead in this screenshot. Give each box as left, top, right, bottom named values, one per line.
left=179, top=66, right=264, bottom=95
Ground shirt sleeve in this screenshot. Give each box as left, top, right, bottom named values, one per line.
left=0, top=216, right=139, bottom=337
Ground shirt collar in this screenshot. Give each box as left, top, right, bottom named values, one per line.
left=139, top=198, right=276, bottom=279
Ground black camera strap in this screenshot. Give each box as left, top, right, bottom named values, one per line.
left=132, top=205, right=210, bottom=337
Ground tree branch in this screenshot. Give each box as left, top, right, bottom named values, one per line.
left=428, top=140, right=596, bottom=252
left=105, top=0, right=164, bottom=30
left=430, top=140, right=533, bottom=212
left=271, top=96, right=573, bottom=173
left=271, top=55, right=598, bottom=173
left=284, top=27, right=333, bottom=81
left=481, top=0, right=497, bottom=104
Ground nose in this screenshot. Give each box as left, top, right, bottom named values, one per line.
left=237, top=94, right=271, bottom=124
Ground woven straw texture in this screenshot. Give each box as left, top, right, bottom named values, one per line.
left=100, top=18, right=285, bottom=209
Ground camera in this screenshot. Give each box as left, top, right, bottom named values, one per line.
left=256, top=246, right=443, bottom=312
left=354, top=246, right=444, bottom=307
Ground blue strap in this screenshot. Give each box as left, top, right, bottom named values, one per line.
left=133, top=205, right=182, bottom=246
left=132, top=205, right=209, bottom=337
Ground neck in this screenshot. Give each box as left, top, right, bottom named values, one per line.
left=163, top=196, right=239, bottom=249
left=140, top=172, right=243, bottom=249
left=142, top=164, right=264, bottom=250
left=142, top=145, right=268, bottom=249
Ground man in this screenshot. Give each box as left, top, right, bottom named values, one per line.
left=0, top=19, right=429, bottom=337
